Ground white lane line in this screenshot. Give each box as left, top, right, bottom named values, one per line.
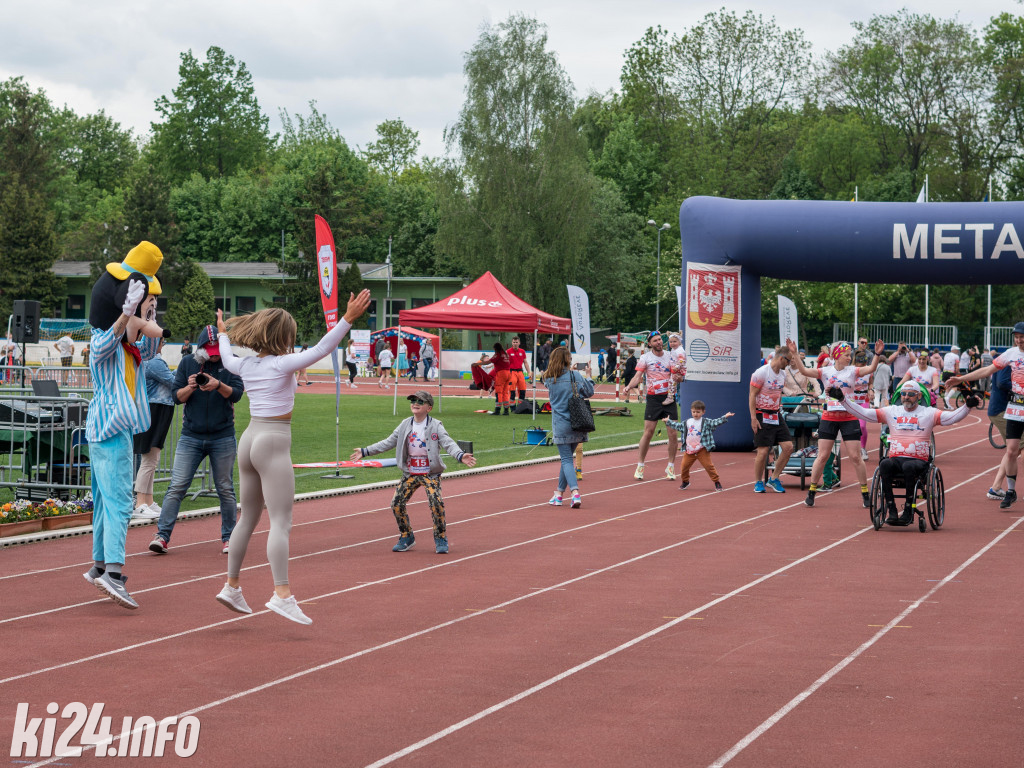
left=707, top=475, right=1024, bottom=768
left=1, top=490, right=805, bottom=686
left=21, top=495, right=838, bottom=768
left=0, top=457, right=643, bottom=582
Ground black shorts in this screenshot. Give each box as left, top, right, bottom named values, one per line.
left=380, top=366, right=392, bottom=372
left=752, top=412, right=792, bottom=447
left=817, top=418, right=862, bottom=442
left=941, top=371, right=955, bottom=383
left=644, top=395, right=678, bottom=422
left=1005, top=417, right=1024, bottom=441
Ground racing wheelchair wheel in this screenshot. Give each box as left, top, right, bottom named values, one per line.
left=869, top=468, right=885, bottom=530
left=926, top=465, right=945, bottom=530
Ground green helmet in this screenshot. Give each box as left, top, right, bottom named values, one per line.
left=896, top=381, right=930, bottom=407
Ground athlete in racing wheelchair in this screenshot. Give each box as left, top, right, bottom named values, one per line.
left=827, top=381, right=977, bottom=527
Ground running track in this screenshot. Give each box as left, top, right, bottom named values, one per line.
left=1, top=413, right=1021, bottom=767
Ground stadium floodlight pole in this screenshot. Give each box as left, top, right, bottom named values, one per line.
left=386, top=236, right=392, bottom=330
left=647, top=221, right=671, bottom=331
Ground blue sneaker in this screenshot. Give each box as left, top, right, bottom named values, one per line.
left=434, top=535, right=449, bottom=554
left=392, top=534, right=415, bottom=552
left=766, top=478, right=785, bottom=493
left=753, top=480, right=766, bottom=493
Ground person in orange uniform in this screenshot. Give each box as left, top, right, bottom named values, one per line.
left=479, top=342, right=512, bottom=415
left=506, top=336, right=532, bottom=410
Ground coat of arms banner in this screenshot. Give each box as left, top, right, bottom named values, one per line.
left=684, top=262, right=742, bottom=383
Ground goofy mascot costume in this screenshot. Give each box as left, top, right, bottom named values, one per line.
left=83, top=241, right=169, bottom=609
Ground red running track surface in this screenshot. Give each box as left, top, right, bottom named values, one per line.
left=1, top=414, right=1021, bottom=767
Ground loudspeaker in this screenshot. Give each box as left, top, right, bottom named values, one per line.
left=13, top=300, right=40, bottom=343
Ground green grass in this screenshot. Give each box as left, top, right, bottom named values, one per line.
left=0, top=394, right=648, bottom=512
left=182, top=394, right=646, bottom=511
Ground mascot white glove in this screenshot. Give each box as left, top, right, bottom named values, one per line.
left=122, top=280, right=146, bottom=317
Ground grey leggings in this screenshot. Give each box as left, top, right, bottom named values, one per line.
left=227, top=417, right=295, bottom=586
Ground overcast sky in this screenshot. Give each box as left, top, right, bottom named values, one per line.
left=0, top=1, right=1013, bottom=158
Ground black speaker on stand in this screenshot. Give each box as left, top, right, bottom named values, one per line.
left=13, top=300, right=40, bottom=388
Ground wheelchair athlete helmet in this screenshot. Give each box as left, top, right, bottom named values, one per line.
left=895, top=381, right=931, bottom=407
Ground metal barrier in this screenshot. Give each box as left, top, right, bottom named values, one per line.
left=987, top=327, right=1014, bottom=351
left=0, top=391, right=215, bottom=503
left=35, top=363, right=92, bottom=389
left=833, top=323, right=958, bottom=350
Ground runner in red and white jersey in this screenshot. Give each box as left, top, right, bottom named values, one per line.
left=948, top=321, right=1024, bottom=509
left=836, top=380, right=971, bottom=525
left=786, top=337, right=885, bottom=509
left=749, top=348, right=794, bottom=493
left=623, top=332, right=679, bottom=481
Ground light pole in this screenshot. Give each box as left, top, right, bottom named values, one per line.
left=385, top=236, right=392, bottom=329
left=647, top=220, right=671, bottom=331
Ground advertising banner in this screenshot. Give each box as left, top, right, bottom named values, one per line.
left=777, top=294, right=798, bottom=349
left=566, top=285, right=591, bottom=357
left=684, top=263, right=741, bottom=382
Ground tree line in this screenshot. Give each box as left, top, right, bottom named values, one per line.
left=1, top=9, right=1022, bottom=345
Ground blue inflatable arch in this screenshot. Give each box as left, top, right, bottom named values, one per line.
left=678, top=196, right=1024, bottom=450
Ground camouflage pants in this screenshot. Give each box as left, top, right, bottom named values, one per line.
left=391, top=473, right=447, bottom=540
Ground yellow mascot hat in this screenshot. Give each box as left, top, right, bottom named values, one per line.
left=107, top=241, right=163, bottom=295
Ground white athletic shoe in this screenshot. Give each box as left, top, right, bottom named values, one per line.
left=266, top=594, right=312, bottom=625
left=148, top=502, right=162, bottom=515
left=215, top=583, right=252, bottom=614
left=131, top=505, right=159, bottom=519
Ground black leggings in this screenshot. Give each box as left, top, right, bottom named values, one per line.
left=346, top=361, right=357, bottom=383
left=878, top=456, right=928, bottom=505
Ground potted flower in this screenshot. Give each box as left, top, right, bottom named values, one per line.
left=0, top=500, right=45, bottom=537
left=40, top=495, right=94, bottom=531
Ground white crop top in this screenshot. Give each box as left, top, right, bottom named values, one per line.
left=219, top=318, right=353, bottom=417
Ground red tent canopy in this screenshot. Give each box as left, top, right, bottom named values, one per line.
left=398, top=271, right=571, bottom=333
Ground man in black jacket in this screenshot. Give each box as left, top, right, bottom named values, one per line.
left=148, top=325, right=244, bottom=555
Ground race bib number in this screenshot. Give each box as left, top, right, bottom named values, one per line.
left=1006, top=402, right=1024, bottom=423
left=761, top=412, right=779, bottom=425
left=408, top=456, right=430, bottom=473
left=850, top=393, right=869, bottom=406
left=827, top=400, right=846, bottom=412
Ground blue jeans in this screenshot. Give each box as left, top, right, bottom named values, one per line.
left=556, top=442, right=580, bottom=493
left=156, top=434, right=238, bottom=543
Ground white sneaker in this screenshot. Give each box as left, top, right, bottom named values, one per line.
left=148, top=502, right=161, bottom=515
left=350, top=383, right=358, bottom=388
left=215, top=583, right=252, bottom=614
left=860, top=448, right=869, bottom=461
left=664, top=464, right=677, bottom=481
left=131, top=505, right=159, bottom=519
left=266, top=594, right=312, bottom=625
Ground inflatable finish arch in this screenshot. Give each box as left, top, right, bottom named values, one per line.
left=678, top=196, right=1024, bottom=451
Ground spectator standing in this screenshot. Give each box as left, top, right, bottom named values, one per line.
left=343, top=338, right=358, bottom=387
left=378, top=345, right=394, bottom=388
left=55, top=334, right=75, bottom=385
left=872, top=358, right=892, bottom=406
left=536, top=338, right=552, bottom=374
left=605, top=345, right=618, bottom=382
left=132, top=338, right=176, bottom=519
left=352, top=390, right=476, bottom=553
left=887, top=342, right=916, bottom=395
left=147, top=325, right=244, bottom=556
left=852, top=337, right=874, bottom=366
left=597, top=349, right=605, bottom=382
left=296, top=345, right=311, bottom=385
left=959, top=347, right=971, bottom=374
left=980, top=348, right=994, bottom=393
left=420, top=338, right=435, bottom=381
left=541, top=347, right=594, bottom=508
left=180, top=338, right=192, bottom=357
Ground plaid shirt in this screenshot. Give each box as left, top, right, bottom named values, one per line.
left=666, top=413, right=730, bottom=452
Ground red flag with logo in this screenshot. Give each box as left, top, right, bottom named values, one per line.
left=314, top=215, right=339, bottom=330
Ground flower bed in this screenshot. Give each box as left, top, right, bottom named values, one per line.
left=0, top=496, right=93, bottom=537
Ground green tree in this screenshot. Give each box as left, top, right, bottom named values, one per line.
left=985, top=13, right=1024, bottom=194
left=0, top=176, right=65, bottom=318
left=162, top=259, right=215, bottom=340
left=151, top=46, right=272, bottom=183
left=120, top=162, right=180, bottom=281
left=825, top=11, right=989, bottom=194
left=437, top=15, right=595, bottom=313
left=0, top=77, right=58, bottom=200
left=364, top=119, right=421, bottom=183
